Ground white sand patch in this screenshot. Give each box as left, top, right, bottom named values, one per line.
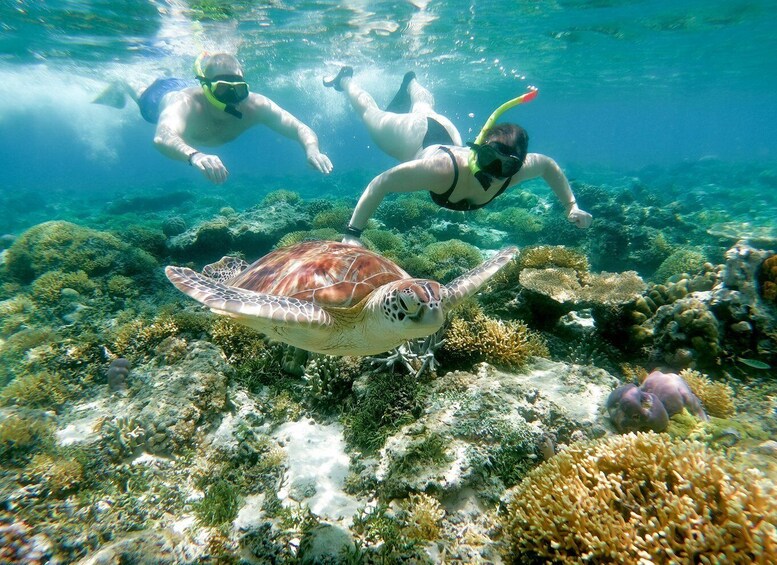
left=274, top=419, right=361, bottom=524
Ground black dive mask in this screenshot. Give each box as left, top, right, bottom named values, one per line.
left=203, top=74, right=249, bottom=105
left=472, top=142, right=522, bottom=178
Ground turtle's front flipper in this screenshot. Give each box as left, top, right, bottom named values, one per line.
left=165, top=266, right=333, bottom=328
left=442, top=246, right=518, bottom=309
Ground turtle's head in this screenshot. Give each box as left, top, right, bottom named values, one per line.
left=378, top=279, right=444, bottom=336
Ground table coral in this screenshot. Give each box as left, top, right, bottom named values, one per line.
left=502, top=432, right=777, bottom=564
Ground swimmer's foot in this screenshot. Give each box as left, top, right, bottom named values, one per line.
left=385, top=71, right=416, bottom=113
left=92, top=81, right=128, bottom=108
left=322, top=66, right=353, bottom=91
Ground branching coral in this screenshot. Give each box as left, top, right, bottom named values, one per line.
left=0, top=371, right=70, bottom=409
left=25, top=454, right=84, bottom=496
left=679, top=368, right=735, bottom=418
left=502, top=432, right=777, bottom=564
left=403, top=493, right=445, bottom=541
left=442, top=312, right=548, bottom=369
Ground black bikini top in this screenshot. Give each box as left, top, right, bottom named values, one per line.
left=430, top=146, right=512, bottom=211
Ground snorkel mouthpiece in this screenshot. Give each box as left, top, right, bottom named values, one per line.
left=468, top=87, right=538, bottom=181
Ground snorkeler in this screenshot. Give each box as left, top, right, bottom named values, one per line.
left=322, top=67, right=591, bottom=245
left=93, top=53, right=333, bottom=184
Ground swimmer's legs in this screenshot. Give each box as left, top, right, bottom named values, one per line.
left=407, top=76, right=463, bottom=146
left=92, top=80, right=140, bottom=108
left=386, top=71, right=416, bottom=113
left=336, top=72, right=427, bottom=162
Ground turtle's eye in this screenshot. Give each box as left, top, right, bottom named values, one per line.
left=398, top=289, right=421, bottom=316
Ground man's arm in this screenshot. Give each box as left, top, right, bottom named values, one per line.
left=516, top=153, right=592, bottom=229
left=154, top=93, right=229, bottom=184
left=253, top=97, right=333, bottom=174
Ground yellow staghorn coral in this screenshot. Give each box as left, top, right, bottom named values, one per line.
left=679, top=368, right=736, bottom=418
left=403, top=493, right=445, bottom=541
left=502, top=432, right=777, bottom=564
left=443, top=313, right=548, bottom=369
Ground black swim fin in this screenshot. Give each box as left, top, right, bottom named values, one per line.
left=385, top=71, right=416, bottom=113
left=322, top=66, right=353, bottom=91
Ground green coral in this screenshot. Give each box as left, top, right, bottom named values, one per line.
left=410, top=239, right=482, bottom=283
left=653, top=247, right=707, bottom=283
left=312, top=206, right=353, bottom=230
left=30, top=270, right=96, bottom=305
left=195, top=477, right=242, bottom=526
left=275, top=228, right=340, bottom=249
left=377, top=194, right=439, bottom=230
left=0, top=371, right=71, bottom=409
left=486, top=207, right=544, bottom=235
left=4, top=221, right=157, bottom=283
left=342, top=371, right=424, bottom=453
left=261, top=189, right=301, bottom=207
left=362, top=229, right=407, bottom=258
left=0, top=413, right=55, bottom=464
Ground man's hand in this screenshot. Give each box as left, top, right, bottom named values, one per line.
left=341, top=234, right=365, bottom=247
left=190, top=152, right=229, bottom=185
left=567, top=203, right=593, bottom=229
left=306, top=148, right=334, bottom=174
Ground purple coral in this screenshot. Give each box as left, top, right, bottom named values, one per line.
left=606, top=384, right=669, bottom=433
left=107, top=358, right=131, bottom=392
left=640, top=370, right=708, bottom=421
left=606, top=370, right=708, bottom=433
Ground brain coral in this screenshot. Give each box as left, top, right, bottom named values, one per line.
left=502, top=432, right=777, bottom=564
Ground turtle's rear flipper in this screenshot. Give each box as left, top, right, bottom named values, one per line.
left=386, top=71, right=416, bottom=113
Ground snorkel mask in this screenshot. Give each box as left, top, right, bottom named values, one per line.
left=194, top=52, right=249, bottom=118
left=468, top=87, right=538, bottom=186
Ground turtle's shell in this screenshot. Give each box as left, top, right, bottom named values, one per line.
left=227, top=240, right=410, bottom=308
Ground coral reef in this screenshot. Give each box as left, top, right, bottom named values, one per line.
left=442, top=312, right=548, bottom=370
left=761, top=254, right=777, bottom=303
left=606, top=370, right=708, bottom=433
left=502, top=432, right=777, bottom=564
left=4, top=220, right=156, bottom=283
left=679, top=368, right=735, bottom=418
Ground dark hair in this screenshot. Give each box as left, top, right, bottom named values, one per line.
left=483, top=123, right=529, bottom=167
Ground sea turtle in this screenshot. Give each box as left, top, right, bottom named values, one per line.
left=165, top=240, right=517, bottom=356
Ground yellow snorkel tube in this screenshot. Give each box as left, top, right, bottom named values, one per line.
left=194, top=52, right=228, bottom=113
left=468, top=87, right=538, bottom=176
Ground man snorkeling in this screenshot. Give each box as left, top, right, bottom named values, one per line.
left=322, top=67, right=591, bottom=246
left=93, top=53, right=333, bottom=184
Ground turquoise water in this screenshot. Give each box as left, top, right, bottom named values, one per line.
left=1, top=2, right=777, bottom=563
left=1, top=0, right=776, bottom=198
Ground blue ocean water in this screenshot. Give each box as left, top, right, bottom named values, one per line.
left=1, top=0, right=776, bottom=205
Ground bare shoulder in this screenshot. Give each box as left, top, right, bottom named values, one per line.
left=242, top=93, right=279, bottom=118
